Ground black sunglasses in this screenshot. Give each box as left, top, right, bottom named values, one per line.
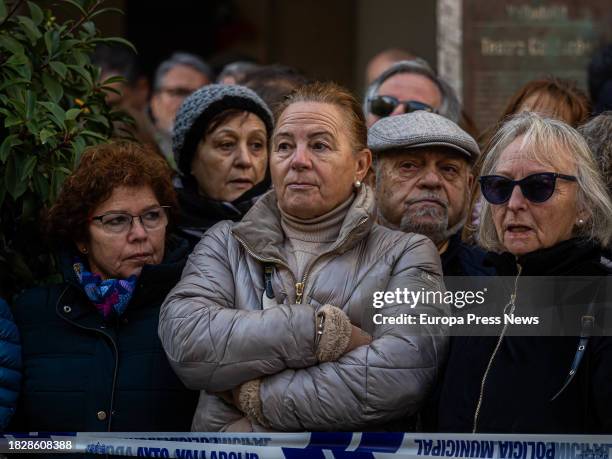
left=479, top=172, right=577, bottom=205
left=369, top=95, right=435, bottom=118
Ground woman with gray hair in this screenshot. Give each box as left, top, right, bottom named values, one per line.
left=436, top=112, right=612, bottom=433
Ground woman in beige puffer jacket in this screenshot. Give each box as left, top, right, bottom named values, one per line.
left=159, top=82, right=448, bottom=432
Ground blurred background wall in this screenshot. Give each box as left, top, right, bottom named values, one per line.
left=89, top=0, right=611, bottom=130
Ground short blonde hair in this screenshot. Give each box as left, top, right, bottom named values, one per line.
left=478, top=112, right=612, bottom=252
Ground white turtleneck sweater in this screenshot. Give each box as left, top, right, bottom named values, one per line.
left=280, top=194, right=355, bottom=281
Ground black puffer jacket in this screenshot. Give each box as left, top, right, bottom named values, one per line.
left=437, top=238, right=612, bottom=433
left=176, top=176, right=270, bottom=249
left=10, top=236, right=198, bottom=438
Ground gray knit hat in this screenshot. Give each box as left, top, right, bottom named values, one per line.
left=368, top=111, right=480, bottom=161
left=172, top=84, right=274, bottom=175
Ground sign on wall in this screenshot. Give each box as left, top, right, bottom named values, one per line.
left=438, top=0, right=611, bottom=132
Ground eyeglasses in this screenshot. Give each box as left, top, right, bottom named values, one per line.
left=369, top=95, right=435, bottom=118
left=479, top=173, right=577, bottom=205
left=90, top=206, right=170, bottom=234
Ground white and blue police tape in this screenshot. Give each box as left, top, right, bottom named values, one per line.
left=1, top=432, right=611, bottom=458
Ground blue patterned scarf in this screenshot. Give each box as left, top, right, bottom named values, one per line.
left=73, top=261, right=137, bottom=320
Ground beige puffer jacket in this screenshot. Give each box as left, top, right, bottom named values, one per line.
left=159, top=185, right=448, bottom=431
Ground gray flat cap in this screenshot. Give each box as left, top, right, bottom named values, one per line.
left=368, top=111, right=480, bottom=160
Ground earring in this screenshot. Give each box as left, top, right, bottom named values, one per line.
left=81, top=247, right=88, bottom=254
left=354, top=180, right=362, bottom=189
left=577, top=218, right=585, bottom=226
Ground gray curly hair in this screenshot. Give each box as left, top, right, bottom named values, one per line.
left=479, top=112, right=612, bottom=251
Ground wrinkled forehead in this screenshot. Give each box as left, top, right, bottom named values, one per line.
left=495, top=133, right=578, bottom=174
left=274, top=102, right=345, bottom=138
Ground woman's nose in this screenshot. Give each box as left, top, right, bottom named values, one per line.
left=507, top=184, right=527, bottom=210
left=127, top=217, right=148, bottom=240
left=234, top=144, right=254, bottom=168
left=290, top=144, right=312, bottom=169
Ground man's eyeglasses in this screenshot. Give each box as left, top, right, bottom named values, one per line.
left=369, top=95, right=435, bottom=118
left=90, top=206, right=170, bottom=234
left=479, top=172, right=577, bottom=205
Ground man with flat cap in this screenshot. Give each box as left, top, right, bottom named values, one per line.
left=368, top=111, right=492, bottom=276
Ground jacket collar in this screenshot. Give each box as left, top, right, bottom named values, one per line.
left=231, top=185, right=375, bottom=263
left=485, top=238, right=605, bottom=276
left=177, top=175, right=271, bottom=227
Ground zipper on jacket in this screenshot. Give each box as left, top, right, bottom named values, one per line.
left=55, top=285, right=120, bottom=432
left=472, top=263, right=523, bottom=433
left=295, top=282, right=304, bottom=304
left=233, top=233, right=298, bottom=292
left=295, top=216, right=369, bottom=305
left=236, top=215, right=368, bottom=305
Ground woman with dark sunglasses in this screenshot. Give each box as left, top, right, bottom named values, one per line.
left=436, top=112, right=612, bottom=434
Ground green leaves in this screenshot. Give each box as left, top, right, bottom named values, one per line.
left=92, top=36, right=136, bottom=53
left=49, top=61, right=67, bottom=78
left=17, top=16, right=42, bottom=43
left=0, top=0, right=7, bottom=22
left=42, top=73, right=64, bottom=102
left=0, top=0, right=135, bottom=294
left=27, top=2, right=44, bottom=26
left=5, top=154, right=29, bottom=199
left=0, top=135, right=22, bottom=163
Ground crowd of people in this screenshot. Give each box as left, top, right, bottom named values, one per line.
left=1, top=42, right=612, bottom=443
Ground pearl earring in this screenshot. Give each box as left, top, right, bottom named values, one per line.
left=354, top=180, right=362, bottom=189
left=577, top=219, right=585, bottom=226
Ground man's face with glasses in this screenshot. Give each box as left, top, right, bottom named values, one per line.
left=78, top=185, right=167, bottom=279
left=150, top=64, right=210, bottom=133
left=366, top=72, right=442, bottom=127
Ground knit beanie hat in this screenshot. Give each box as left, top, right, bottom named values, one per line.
left=173, top=84, right=274, bottom=176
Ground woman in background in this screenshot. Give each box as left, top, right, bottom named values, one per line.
left=172, top=84, right=274, bottom=248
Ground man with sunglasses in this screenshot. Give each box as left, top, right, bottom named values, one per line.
left=363, top=59, right=461, bottom=128
left=369, top=111, right=493, bottom=277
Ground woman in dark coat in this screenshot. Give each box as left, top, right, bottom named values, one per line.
left=437, top=112, right=612, bottom=433
left=11, top=142, right=197, bottom=435
left=171, top=84, right=274, bottom=248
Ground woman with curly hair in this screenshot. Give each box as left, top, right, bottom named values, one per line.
left=10, top=142, right=198, bottom=433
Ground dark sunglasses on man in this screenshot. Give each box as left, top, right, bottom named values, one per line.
left=369, top=95, right=435, bottom=118
left=479, top=172, right=577, bottom=205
